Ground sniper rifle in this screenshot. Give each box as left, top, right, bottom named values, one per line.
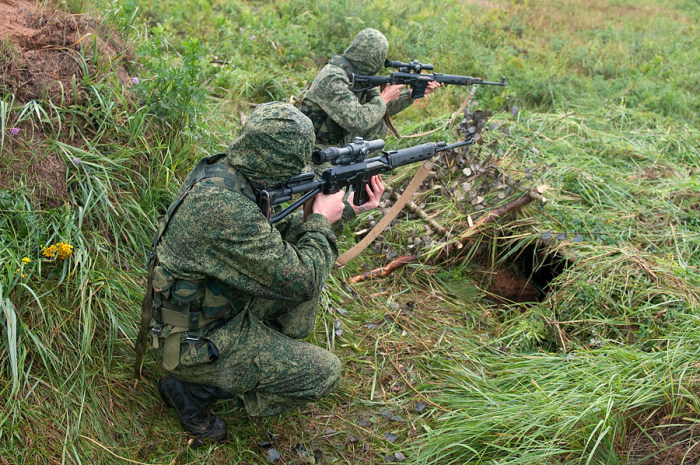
left=352, top=59, right=507, bottom=99
left=258, top=136, right=474, bottom=224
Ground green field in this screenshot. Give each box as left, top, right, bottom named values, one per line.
left=1, top=0, right=699, bottom=463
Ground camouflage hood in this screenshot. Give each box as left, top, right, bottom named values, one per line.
left=225, top=102, right=315, bottom=192
left=343, top=28, right=388, bottom=75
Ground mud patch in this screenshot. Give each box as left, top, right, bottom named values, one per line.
left=0, top=0, right=131, bottom=104
left=0, top=149, right=67, bottom=208
left=625, top=411, right=700, bottom=464
left=486, top=266, right=542, bottom=304
left=0, top=0, right=134, bottom=207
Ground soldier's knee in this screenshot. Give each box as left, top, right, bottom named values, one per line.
left=310, top=353, right=341, bottom=401
left=286, top=319, right=316, bottom=339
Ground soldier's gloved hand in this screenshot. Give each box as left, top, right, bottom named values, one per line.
left=349, top=175, right=385, bottom=214
left=311, top=190, right=346, bottom=224
left=380, top=84, right=404, bottom=104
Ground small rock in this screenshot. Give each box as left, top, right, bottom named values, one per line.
left=357, top=418, right=371, bottom=427
left=267, top=448, right=281, bottom=463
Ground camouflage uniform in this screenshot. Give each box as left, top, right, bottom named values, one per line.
left=299, top=28, right=414, bottom=151
left=153, top=102, right=351, bottom=417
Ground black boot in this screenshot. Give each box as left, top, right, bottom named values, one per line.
left=158, top=375, right=232, bottom=442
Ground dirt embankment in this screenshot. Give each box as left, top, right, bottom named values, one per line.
left=0, top=0, right=131, bottom=104
left=0, top=0, right=134, bottom=208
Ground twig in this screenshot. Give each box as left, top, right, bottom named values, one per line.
left=348, top=255, right=416, bottom=283
left=446, top=192, right=536, bottom=251
left=385, top=185, right=447, bottom=235
left=348, top=188, right=542, bottom=282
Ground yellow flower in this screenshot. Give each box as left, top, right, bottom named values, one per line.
left=42, top=244, right=58, bottom=259
left=56, top=243, right=74, bottom=260
left=21, top=257, right=31, bottom=264
left=42, top=242, right=74, bottom=260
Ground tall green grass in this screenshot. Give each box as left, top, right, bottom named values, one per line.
left=417, top=342, right=700, bottom=464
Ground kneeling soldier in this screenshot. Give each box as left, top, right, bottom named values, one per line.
left=135, top=102, right=383, bottom=441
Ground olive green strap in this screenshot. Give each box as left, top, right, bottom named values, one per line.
left=160, top=307, right=220, bottom=329
left=134, top=256, right=156, bottom=380
left=162, top=328, right=189, bottom=372
left=159, top=310, right=222, bottom=371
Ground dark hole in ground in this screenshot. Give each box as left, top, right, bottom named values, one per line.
left=486, top=241, right=569, bottom=305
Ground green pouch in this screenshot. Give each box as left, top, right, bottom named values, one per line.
left=202, top=280, right=230, bottom=318
left=152, top=266, right=176, bottom=299
left=170, top=279, right=202, bottom=307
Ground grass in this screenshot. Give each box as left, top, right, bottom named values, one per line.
left=1, top=0, right=699, bottom=463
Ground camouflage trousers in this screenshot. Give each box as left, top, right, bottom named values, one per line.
left=157, top=297, right=341, bottom=417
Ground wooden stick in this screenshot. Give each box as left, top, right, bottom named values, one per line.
left=347, top=255, right=416, bottom=283
left=454, top=194, right=533, bottom=245
left=384, top=185, right=447, bottom=235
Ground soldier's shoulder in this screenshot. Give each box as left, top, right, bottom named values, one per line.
left=313, top=63, right=350, bottom=85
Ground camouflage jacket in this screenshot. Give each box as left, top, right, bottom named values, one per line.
left=300, top=28, right=413, bottom=150
left=155, top=102, right=348, bottom=322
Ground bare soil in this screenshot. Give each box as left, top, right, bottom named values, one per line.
left=487, top=266, right=542, bottom=304
left=0, top=0, right=131, bottom=104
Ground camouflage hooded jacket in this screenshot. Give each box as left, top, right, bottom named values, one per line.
left=301, top=28, right=413, bottom=149
left=155, top=102, right=343, bottom=322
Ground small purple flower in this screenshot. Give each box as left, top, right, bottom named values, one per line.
left=10, top=127, right=19, bottom=135
left=72, top=157, right=80, bottom=165
left=251, top=54, right=255, bottom=58
left=131, top=77, right=139, bottom=85
left=250, top=35, right=256, bottom=40
left=238, top=27, right=243, bottom=32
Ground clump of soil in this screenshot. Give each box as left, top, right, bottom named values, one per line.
left=0, top=0, right=132, bottom=104
left=486, top=266, right=542, bottom=304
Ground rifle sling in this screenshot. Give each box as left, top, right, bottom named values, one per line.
left=336, top=89, right=477, bottom=267
left=336, top=156, right=436, bottom=267
left=134, top=257, right=156, bottom=380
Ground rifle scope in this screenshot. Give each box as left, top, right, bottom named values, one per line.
left=384, top=59, right=433, bottom=73
left=312, top=138, right=385, bottom=165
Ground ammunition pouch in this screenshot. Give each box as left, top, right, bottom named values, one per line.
left=150, top=265, right=243, bottom=371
